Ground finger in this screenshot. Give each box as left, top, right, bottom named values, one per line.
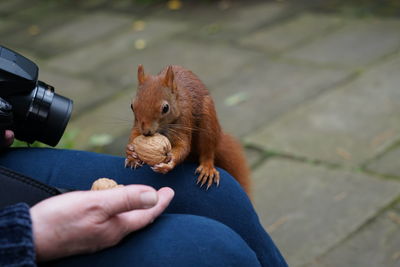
left=93, top=185, right=159, bottom=217
left=4, top=130, right=14, bottom=147
left=119, top=187, right=175, bottom=232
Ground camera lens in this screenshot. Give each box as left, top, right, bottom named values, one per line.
left=7, top=81, right=73, bottom=146
left=44, top=91, right=73, bottom=146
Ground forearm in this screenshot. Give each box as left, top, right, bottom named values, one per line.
left=0, top=203, right=36, bottom=266
left=170, top=138, right=191, bottom=165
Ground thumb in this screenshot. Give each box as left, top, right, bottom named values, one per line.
left=119, top=187, right=175, bottom=232
left=93, top=185, right=159, bottom=217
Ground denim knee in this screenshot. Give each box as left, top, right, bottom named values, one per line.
left=49, top=214, right=260, bottom=267
left=127, top=214, right=261, bottom=267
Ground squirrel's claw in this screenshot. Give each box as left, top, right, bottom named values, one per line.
left=124, top=157, right=143, bottom=169
left=124, top=158, right=129, bottom=168
left=164, top=152, right=172, bottom=164
left=206, top=173, right=215, bottom=190
left=196, top=165, right=220, bottom=190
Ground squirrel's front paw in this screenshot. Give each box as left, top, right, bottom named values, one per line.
left=151, top=160, right=175, bottom=174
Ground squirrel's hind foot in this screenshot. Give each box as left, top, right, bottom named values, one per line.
left=195, top=164, right=220, bottom=190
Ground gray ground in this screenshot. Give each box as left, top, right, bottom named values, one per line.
left=1, top=0, right=399, bottom=266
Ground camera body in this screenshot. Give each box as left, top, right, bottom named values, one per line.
left=0, top=46, right=73, bottom=146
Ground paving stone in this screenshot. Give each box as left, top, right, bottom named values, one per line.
left=0, top=0, right=34, bottom=15
left=152, top=1, right=233, bottom=25
left=222, top=2, right=287, bottom=31
left=108, top=0, right=137, bottom=10
left=1, top=10, right=79, bottom=54
left=252, top=158, right=400, bottom=266
left=11, top=1, right=69, bottom=21
left=32, top=12, right=133, bottom=57
left=310, top=208, right=400, bottom=267
left=239, top=13, right=344, bottom=53
left=366, top=146, right=400, bottom=177
left=246, top=54, right=400, bottom=166
left=46, top=19, right=188, bottom=75
left=67, top=88, right=135, bottom=150
left=285, top=18, right=400, bottom=67
left=39, top=68, right=118, bottom=114
left=244, top=147, right=265, bottom=168
left=188, top=1, right=289, bottom=40
left=211, top=59, right=350, bottom=138
left=94, top=39, right=261, bottom=90
left=0, top=18, right=20, bottom=36
left=70, top=0, right=108, bottom=9
left=395, top=202, right=400, bottom=213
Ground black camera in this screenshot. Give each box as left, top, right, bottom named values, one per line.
left=0, top=46, right=73, bottom=146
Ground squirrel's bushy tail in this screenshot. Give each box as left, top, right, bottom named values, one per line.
left=215, top=133, right=251, bottom=195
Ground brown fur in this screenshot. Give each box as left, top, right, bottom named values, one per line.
left=126, top=65, right=251, bottom=195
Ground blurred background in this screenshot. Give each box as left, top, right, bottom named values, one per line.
left=1, top=0, right=400, bottom=266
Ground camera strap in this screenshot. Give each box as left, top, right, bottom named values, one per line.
left=0, top=166, right=63, bottom=209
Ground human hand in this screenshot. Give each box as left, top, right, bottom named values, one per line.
left=30, top=185, right=174, bottom=262
left=2, top=130, right=14, bottom=148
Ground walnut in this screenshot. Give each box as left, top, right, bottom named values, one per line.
left=91, top=178, right=123, bottom=190
left=131, top=133, right=172, bottom=166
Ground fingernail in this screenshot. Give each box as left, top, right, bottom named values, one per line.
left=140, top=191, right=158, bottom=208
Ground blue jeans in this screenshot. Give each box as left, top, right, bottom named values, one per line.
left=0, top=148, right=287, bottom=267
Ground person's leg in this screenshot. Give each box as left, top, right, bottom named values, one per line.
left=45, top=214, right=261, bottom=267
left=0, top=148, right=287, bottom=267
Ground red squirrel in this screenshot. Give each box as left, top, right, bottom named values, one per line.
left=125, top=65, right=251, bottom=194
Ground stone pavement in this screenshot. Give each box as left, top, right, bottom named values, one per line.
left=1, top=0, right=400, bottom=266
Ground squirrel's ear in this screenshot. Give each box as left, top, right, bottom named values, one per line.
left=138, top=64, right=146, bottom=85
left=164, top=65, right=176, bottom=92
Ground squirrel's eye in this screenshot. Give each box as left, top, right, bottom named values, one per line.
left=162, top=103, right=169, bottom=114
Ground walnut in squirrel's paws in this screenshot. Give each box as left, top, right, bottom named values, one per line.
left=126, top=133, right=172, bottom=167
left=91, top=178, right=123, bottom=190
